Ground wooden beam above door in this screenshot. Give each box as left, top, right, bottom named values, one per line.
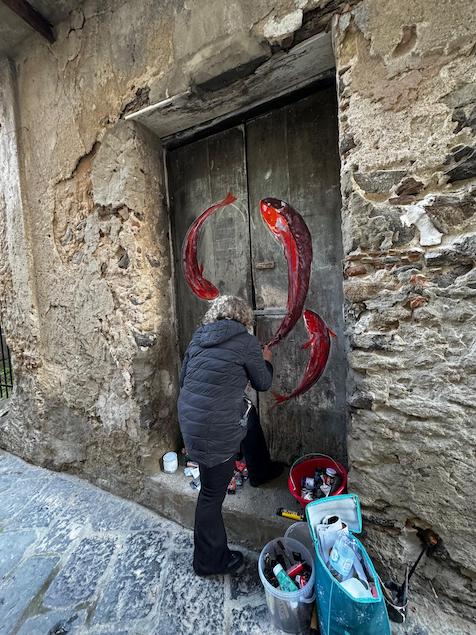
left=125, top=31, right=334, bottom=146
left=1, top=0, right=55, bottom=43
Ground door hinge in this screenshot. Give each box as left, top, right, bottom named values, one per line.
left=255, top=260, right=275, bottom=270
left=253, top=308, right=287, bottom=317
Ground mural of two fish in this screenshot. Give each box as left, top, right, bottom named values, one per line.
left=181, top=192, right=336, bottom=405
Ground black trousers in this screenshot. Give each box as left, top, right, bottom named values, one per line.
left=193, top=405, right=272, bottom=575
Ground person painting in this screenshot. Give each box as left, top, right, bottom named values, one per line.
left=178, top=295, right=283, bottom=576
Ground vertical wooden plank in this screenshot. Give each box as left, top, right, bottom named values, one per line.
left=247, top=87, right=347, bottom=464
left=246, top=107, right=290, bottom=311
left=245, top=106, right=303, bottom=460
left=167, top=126, right=251, bottom=357
left=286, top=89, right=347, bottom=463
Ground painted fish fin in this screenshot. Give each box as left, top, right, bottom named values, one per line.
left=328, top=327, right=337, bottom=338
left=302, top=338, right=313, bottom=350
left=223, top=191, right=237, bottom=205
left=271, top=391, right=288, bottom=408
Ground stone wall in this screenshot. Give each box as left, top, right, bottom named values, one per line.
left=0, top=0, right=474, bottom=624
left=334, top=0, right=476, bottom=622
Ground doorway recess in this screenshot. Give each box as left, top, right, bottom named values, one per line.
left=126, top=29, right=347, bottom=465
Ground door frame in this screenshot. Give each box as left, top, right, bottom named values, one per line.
left=164, top=84, right=347, bottom=464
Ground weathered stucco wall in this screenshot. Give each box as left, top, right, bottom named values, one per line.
left=334, top=0, right=476, bottom=624
left=0, top=0, right=474, bottom=626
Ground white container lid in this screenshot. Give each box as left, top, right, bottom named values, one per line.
left=272, top=563, right=284, bottom=576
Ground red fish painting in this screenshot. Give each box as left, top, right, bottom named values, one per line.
left=273, top=309, right=336, bottom=405
left=182, top=192, right=236, bottom=300
left=260, top=198, right=313, bottom=347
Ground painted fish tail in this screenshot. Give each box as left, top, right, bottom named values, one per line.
left=271, top=391, right=289, bottom=407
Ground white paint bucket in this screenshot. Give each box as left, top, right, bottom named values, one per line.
left=258, top=537, right=315, bottom=634
left=163, top=451, right=178, bottom=473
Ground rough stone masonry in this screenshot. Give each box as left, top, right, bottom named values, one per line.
left=0, top=0, right=475, bottom=627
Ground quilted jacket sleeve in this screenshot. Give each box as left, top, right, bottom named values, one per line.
left=244, top=335, right=273, bottom=391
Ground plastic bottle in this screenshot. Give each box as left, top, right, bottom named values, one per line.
left=273, top=563, right=299, bottom=592
left=328, top=532, right=356, bottom=582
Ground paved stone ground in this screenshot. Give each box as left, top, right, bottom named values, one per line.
left=0, top=450, right=282, bottom=635
left=0, top=450, right=473, bottom=635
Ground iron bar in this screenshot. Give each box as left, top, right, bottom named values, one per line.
left=0, top=326, right=13, bottom=399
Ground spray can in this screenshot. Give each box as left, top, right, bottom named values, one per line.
left=227, top=476, right=237, bottom=495
left=301, top=476, right=315, bottom=489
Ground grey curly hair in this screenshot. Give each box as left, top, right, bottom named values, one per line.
left=202, top=295, right=254, bottom=331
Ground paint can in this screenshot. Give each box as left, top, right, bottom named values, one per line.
left=163, top=451, right=178, bottom=473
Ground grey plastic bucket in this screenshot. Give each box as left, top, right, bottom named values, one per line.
left=284, top=522, right=315, bottom=556
left=258, top=536, right=315, bottom=634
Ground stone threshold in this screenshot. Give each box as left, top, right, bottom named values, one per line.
left=140, top=469, right=302, bottom=550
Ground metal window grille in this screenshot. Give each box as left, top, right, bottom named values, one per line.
left=0, top=326, right=13, bottom=399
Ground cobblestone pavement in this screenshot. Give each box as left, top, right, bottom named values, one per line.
left=0, top=451, right=282, bottom=635
left=1, top=451, right=473, bottom=635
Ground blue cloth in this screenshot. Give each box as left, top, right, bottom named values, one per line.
left=178, top=319, right=273, bottom=467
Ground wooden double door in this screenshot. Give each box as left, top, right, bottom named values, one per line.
left=167, top=86, right=347, bottom=464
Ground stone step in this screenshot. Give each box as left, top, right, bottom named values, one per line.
left=140, top=469, right=305, bottom=550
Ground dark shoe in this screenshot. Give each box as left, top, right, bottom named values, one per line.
left=224, top=550, right=245, bottom=575
left=194, top=550, right=245, bottom=577
left=249, top=461, right=285, bottom=487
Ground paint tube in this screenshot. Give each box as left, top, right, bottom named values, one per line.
left=190, top=477, right=201, bottom=491
left=319, top=483, right=331, bottom=497
left=301, top=488, right=314, bottom=501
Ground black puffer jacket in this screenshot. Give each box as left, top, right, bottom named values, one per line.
left=178, top=319, right=273, bottom=467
